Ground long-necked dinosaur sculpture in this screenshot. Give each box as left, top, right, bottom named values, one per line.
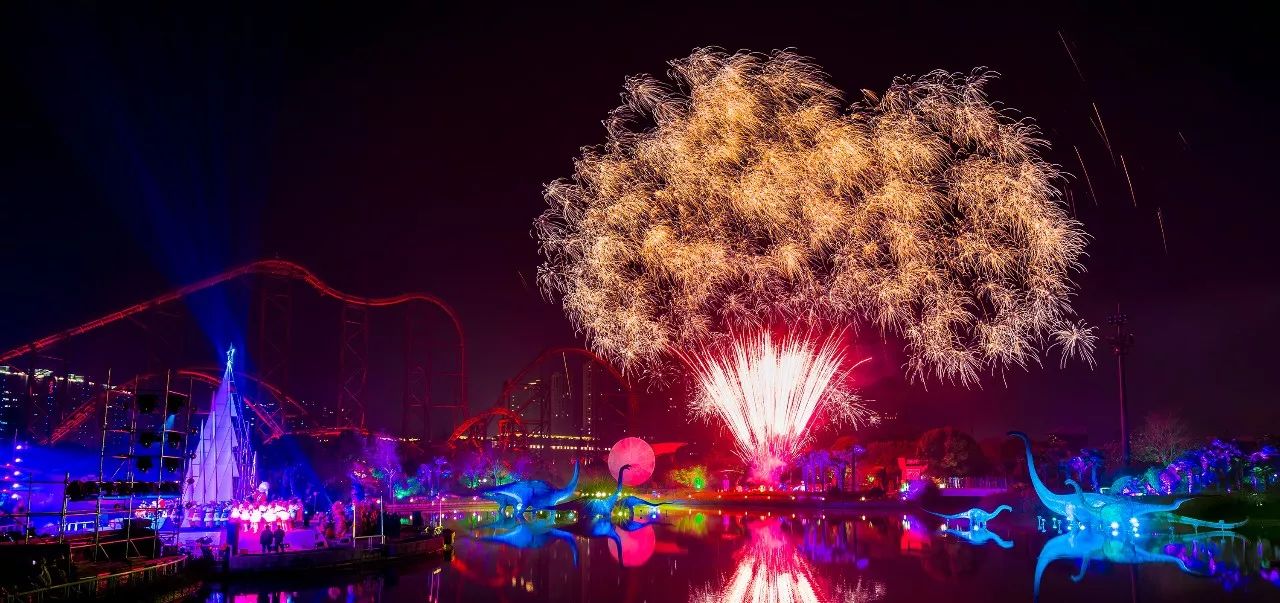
left=549, top=464, right=632, bottom=520
left=479, top=461, right=580, bottom=517
left=1010, top=432, right=1194, bottom=525
left=1062, top=478, right=1190, bottom=525
left=619, top=494, right=673, bottom=518
left=925, top=505, right=1012, bottom=529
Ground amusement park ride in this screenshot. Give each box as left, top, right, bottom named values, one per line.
left=1, top=259, right=632, bottom=451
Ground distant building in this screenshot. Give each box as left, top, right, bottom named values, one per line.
left=0, top=366, right=25, bottom=445
left=580, top=363, right=595, bottom=439
left=0, top=364, right=110, bottom=445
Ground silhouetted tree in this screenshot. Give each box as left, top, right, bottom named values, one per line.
left=916, top=427, right=988, bottom=478
left=1131, top=411, right=1194, bottom=466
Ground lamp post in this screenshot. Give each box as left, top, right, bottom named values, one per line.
left=1106, top=308, right=1135, bottom=467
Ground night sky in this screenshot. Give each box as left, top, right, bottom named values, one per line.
left=2, top=3, right=1277, bottom=442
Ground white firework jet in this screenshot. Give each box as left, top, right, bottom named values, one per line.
left=681, top=332, right=877, bottom=484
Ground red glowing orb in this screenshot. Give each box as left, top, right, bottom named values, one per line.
left=607, top=437, right=655, bottom=486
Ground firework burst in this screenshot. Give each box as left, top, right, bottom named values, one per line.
left=682, top=333, right=877, bottom=483
left=537, top=48, right=1094, bottom=386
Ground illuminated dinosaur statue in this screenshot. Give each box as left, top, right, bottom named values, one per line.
left=479, top=461, right=580, bottom=517
left=1063, top=478, right=1245, bottom=530
left=942, top=526, right=1014, bottom=549
left=1033, top=530, right=1202, bottom=600
left=925, top=505, right=1012, bottom=529
left=549, top=464, right=632, bottom=520
left=1010, top=432, right=1192, bottom=524
left=619, top=494, right=673, bottom=518
left=1063, top=479, right=1191, bottom=525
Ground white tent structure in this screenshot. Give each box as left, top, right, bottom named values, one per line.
left=183, top=346, right=255, bottom=506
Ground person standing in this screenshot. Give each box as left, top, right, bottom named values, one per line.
left=225, top=516, right=240, bottom=556
left=258, top=523, right=273, bottom=553
left=272, top=523, right=286, bottom=553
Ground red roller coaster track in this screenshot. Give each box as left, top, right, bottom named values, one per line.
left=2, top=259, right=466, bottom=439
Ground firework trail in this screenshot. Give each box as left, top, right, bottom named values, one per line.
left=1121, top=154, right=1138, bottom=207
left=1092, top=102, right=1117, bottom=166
left=1157, top=207, right=1169, bottom=254
left=1074, top=145, right=1099, bottom=206
left=682, top=333, right=876, bottom=483
left=1058, top=30, right=1087, bottom=83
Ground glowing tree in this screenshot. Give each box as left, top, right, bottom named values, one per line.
left=537, top=49, right=1095, bottom=483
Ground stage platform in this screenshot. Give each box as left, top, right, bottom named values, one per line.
left=173, top=526, right=325, bottom=553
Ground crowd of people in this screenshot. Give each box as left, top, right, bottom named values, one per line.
left=0, top=553, right=71, bottom=597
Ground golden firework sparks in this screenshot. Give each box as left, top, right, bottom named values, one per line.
left=536, top=49, right=1094, bottom=386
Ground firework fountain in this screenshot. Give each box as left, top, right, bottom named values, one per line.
left=536, top=49, right=1094, bottom=483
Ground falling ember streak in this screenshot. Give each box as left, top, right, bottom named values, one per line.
left=1074, top=146, right=1099, bottom=206
left=1121, top=154, right=1138, bottom=207
left=1066, top=188, right=1077, bottom=217
left=682, top=333, right=876, bottom=484
left=1177, top=131, right=1190, bottom=151
left=1058, top=30, right=1087, bottom=83
left=1157, top=207, right=1169, bottom=254
left=1092, top=102, right=1116, bottom=165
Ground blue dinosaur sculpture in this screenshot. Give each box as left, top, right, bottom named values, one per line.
left=925, top=505, right=1012, bottom=529
left=942, top=526, right=1014, bottom=549
left=549, top=464, right=631, bottom=520
left=479, top=461, right=580, bottom=517
left=1010, top=432, right=1190, bottom=525
left=619, top=495, right=672, bottom=518
left=1062, top=478, right=1188, bottom=526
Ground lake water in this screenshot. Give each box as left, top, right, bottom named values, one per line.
left=198, top=508, right=1279, bottom=602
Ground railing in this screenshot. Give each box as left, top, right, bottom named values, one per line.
left=939, top=476, right=1009, bottom=490
left=4, top=555, right=186, bottom=602
left=353, top=535, right=385, bottom=551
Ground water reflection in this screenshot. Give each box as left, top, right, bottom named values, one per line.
left=941, top=526, right=1015, bottom=549
left=1033, top=523, right=1278, bottom=600
left=197, top=510, right=1278, bottom=602
left=690, top=517, right=886, bottom=603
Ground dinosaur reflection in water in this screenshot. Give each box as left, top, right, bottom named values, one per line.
left=942, top=526, right=1014, bottom=549
left=1033, top=528, right=1230, bottom=600
left=475, top=516, right=580, bottom=565
left=472, top=513, right=666, bottom=568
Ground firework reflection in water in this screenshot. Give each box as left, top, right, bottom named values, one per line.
left=684, top=333, right=877, bottom=484
left=692, top=518, right=885, bottom=603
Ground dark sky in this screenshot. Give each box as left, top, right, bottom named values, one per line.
left=2, top=2, right=1277, bottom=442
